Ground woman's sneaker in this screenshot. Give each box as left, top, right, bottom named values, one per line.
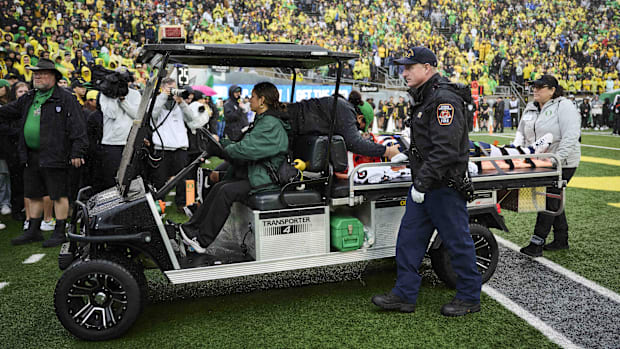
left=40, top=219, right=56, bottom=232
left=179, top=226, right=206, bottom=254
left=0, top=221, right=6, bottom=230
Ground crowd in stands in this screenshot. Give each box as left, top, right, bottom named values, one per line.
left=1, top=0, right=620, bottom=230
left=1, top=0, right=620, bottom=95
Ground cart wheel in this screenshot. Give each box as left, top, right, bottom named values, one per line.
left=54, top=259, right=144, bottom=341
left=429, top=223, right=499, bottom=289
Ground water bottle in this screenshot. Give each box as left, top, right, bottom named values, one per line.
left=362, top=226, right=375, bottom=248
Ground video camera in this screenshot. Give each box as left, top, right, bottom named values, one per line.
left=91, top=65, right=135, bottom=98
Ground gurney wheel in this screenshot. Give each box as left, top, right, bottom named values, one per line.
left=429, top=223, right=499, bottom=289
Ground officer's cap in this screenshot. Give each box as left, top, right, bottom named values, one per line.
left=394, top=47, right=437, bottom=67
left=531, top=74, right=559, bottom=89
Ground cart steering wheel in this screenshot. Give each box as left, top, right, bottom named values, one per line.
left=197, top=127, right=226, bottom=157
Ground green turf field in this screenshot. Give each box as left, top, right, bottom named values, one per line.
left=0, top=132, right=618, bottom=347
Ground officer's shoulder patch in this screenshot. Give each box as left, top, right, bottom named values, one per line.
left=436, top=103, right=454, bottom=125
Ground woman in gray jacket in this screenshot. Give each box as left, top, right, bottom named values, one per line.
left=514, top=75, right=581, bottom=257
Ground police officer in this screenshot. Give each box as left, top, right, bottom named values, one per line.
left=371, top=47, right=481, bottom=316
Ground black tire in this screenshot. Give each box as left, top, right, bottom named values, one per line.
left=98, top=252, right=148, bottom=303
left=429, top=223, right=499, bottom=289
left=54, top=259, right=144, bottom=341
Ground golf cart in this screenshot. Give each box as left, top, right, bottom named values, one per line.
left=53, top=43, right=567, bottom=340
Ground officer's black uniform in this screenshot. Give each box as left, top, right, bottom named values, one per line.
left=371, top=47, right=481, bottom=316
left=392, top=72, right=481, bottom=309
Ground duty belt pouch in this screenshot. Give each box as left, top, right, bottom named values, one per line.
left=448, top=172, right=475, bottom=202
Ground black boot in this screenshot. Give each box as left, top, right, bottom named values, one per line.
left=11, top=218, right=44, bottom=245
left=42, top=219, right=67, bottom=248
left=543, top=231, right=568, bottom=251
left=441, top=298, right=480, bottom=317
left=520, top=235, right=544, bottom=257
left=371, top=292, right=415, bottom=313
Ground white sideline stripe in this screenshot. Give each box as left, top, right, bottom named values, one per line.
left=22, top=253, right=45, bottom=264
left=579, top=144, right=620, bottom=151
left=495, top=235, right=620, bottom=304
left=0, top=282, right=8, bottom=290
left=483, top=134, right=620, bottom=151
left=580, top=133, right=620, bottom=138
left=483, top=285, right=581, bottom=349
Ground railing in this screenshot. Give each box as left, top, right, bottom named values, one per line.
left=495, top=86, right=512, bottom=96
left=250, top=66, right=407, bottom=90
left=510, top=81, right=527, bottom=108
left=377, top=66, right=407, bottom=89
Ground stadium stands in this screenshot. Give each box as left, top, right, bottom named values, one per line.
left=0, top=0, right=619, bottom=94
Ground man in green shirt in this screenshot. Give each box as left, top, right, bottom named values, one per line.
left=0, top=58, right=88, bottom=247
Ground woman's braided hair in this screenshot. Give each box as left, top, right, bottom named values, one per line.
left=253, top=81, right=287, bottom=112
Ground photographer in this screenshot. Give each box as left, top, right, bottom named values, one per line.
left=150, top=78, right=199, bottom=210
left=99, top=68, right=142, bottom=188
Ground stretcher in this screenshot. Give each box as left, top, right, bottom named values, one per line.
left=335, top=152, right=566, bottom=216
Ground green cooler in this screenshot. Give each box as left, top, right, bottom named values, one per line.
left=330, top=215, right=364, bottom=251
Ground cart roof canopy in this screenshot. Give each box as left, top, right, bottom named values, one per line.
left=137, top=43, right=359, bottom=68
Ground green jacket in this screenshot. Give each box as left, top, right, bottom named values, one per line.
left=222, top=111, right=290, bottom=193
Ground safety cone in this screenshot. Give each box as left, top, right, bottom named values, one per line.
left=371, top=117, right=380, bottom=134
left=386, top=116, right=396, bottom=133
left=473, top=112, right=479, bottom=132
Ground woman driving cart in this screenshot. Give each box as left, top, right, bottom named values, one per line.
left=180, top=82, right=290, bottom=253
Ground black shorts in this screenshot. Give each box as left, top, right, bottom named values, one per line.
left=23, top=151, right=69, bottom=200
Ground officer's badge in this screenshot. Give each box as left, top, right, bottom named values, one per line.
left=56, top=106, right=62, bottom=113
left=417, top=112, right=422, bottom=119
left=436, top=104, right=454, bottom=125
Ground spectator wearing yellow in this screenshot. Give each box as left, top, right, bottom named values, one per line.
left=59, top=52, right=75, bottom=77
left=71, top=79, right=87, bottom=106
left=15, top=55, right=33, bottom=83
left=81, top=66, right=91, bottom=82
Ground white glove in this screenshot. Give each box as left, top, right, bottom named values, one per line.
left=410, top=186, right=425, bottom=204
left=390, top=152, right=408, bottom=163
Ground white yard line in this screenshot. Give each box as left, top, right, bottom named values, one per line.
left=483, top=285, right=581, bottom=349
left=479, top=134, right=620, bottom=151
left=22, top=254, right=45, bottom=264
left=495, top=235, right=620, bottom=304
left=0, top=282, right=8, bottom=290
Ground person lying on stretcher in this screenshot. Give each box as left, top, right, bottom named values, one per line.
left=345, top=133, right=554, bottom=183
left=335, top=133, right=411, bottom=184
left=468, top=133, right=554, bottom=175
